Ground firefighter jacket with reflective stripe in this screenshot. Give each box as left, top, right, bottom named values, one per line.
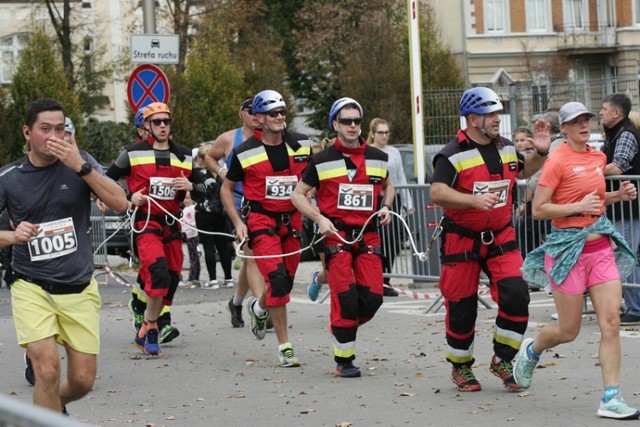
left=125, top=136, right=193, bottom=217
left=313, top=143, right=388, bottom=227
left=437, top=129, right=518, bottom=232
left=235, top=131, right=312, bottom=213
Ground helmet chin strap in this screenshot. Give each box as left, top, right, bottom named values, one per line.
left=480, top=115, right=489, bottom=135
left=149, top=126, right=167, bottom=143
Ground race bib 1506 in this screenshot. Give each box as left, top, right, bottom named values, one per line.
left=149, top=177, right=177, bottom=200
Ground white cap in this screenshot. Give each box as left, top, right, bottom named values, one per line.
left=559, top=102, right=595, bottom=125
left=64, top=117, right=75, bottom=135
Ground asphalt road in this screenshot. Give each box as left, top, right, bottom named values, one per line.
left=2, top=255, right=640, bottom=426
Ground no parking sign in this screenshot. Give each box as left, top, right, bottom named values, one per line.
left=127, top=64, right=170, bottom=112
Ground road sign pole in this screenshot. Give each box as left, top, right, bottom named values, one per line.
left=142, top=0, right=156, bottom=33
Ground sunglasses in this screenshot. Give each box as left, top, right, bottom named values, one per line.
left=150, top=118, right=171, bottom=126
left=265, top=109, right=286, bottom=118
left=376, top=131, right=390, bottom=136
left=337, top=117, right=363, bottom=126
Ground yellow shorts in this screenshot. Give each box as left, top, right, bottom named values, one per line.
left=11, top=278, right=101, bottom=354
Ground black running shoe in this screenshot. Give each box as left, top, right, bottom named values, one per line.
left=24, top=351, right=35, bottom=386
left=227, top=298, right=244, bottom=328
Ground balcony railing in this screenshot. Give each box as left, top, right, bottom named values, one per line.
left=555, top=22, right=617, bottom=49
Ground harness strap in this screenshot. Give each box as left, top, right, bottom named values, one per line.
left=246, top=201, right=296, bottom=218
left=440, top=216, right=516, bottom=263
left=327, top=217, right=378, bottom=242
left=134, top=211, right=182, bottom=242
left=246, top=202, right=300, bottom=241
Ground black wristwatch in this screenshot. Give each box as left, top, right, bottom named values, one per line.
left=77, top=162, right=93, bottom=177
left=536, top=149, right=549, bottom=157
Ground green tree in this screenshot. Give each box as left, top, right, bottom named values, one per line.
left=169, top=20, right=246, bottom=144
left=169, top=1, right=293, bottom=143
left=265, top=0, right=463, bottom=141
left=83, top=120, right=134, bottom=166
left=7, top=30, right=81, bottom=161
left=0, top=86, right=11, bottom=165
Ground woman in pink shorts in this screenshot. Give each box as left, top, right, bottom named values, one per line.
left=514, top=102, right=639, bottom=420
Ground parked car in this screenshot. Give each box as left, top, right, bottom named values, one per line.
left=396, top=143, right=446, bottom=184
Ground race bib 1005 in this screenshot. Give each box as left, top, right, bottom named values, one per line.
left=28, top=217, right=78, bottom=261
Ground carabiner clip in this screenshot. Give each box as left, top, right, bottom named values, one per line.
left=480, top=230, right=494, bottom=245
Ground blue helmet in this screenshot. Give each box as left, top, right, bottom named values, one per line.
left=134, top=107, right=146, bottom=127
left=328, top=97, right=363, bottom=131
left=252, top=90, right=286, bottom=114
left=459, top=87, right=503, bottom=116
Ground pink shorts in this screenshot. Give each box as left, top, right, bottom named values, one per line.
left=544, top=236, right=620, bottom=295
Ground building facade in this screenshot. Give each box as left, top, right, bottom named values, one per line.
left=0, top=0, right=179, bottom=123
left=429, top=0, right=640, bottom=89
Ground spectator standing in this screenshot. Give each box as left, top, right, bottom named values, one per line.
left=182, top=191, right=200, bottom=286
left=512, top=127, right=535, bottom=154
left=194, top=145, right=233, bottom=289
left=366, top=118, right=413, bottom=297
left=600, top=93, right=640, bottom=326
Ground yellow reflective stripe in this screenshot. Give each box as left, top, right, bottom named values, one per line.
left=452, top=154, right=485, bottom=173
left=318, top=167, right=347, bottom=181
left=288, top=146, right=311, bottom=156
left=239, top=151, right=269, bottom=169
left=446, top=343, right=474, bottom=364
left=170, top=158, right=192, bottom=169
left=494, top=329, right=522, bottom=351
left=366, top=166, right=387, bottom=177
left=500, top=151, right=518, bottom=163
left=446, top=352, right=474, bottom=365
left=129, top=155, right=157, bottom=166
left=333, top=340, right=356, bottom=359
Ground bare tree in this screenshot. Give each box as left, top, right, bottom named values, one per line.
left=43, top=0, right=74, bottom=86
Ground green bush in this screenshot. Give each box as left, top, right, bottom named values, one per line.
left=82, top=120, right=135, bottom=166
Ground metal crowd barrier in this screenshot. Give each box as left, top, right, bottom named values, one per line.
left=0, top=394, right=91, bottom=427
left=89, top=202, right=108, bottom=268
left=383, top=177, right=640, bottom=290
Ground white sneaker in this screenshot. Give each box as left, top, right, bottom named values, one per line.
left=202, top=280, right=219, bottom=290
left=224, top=279, right=234, bottom=288
left=278, top=343, right=300, bottom=367
left=597, top=395, right=640, bottom=419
